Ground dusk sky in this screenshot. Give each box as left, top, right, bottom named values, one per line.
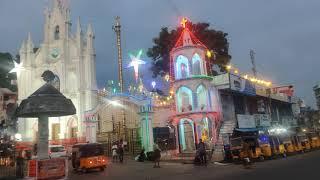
left=0, top=0, right=319, bottom=108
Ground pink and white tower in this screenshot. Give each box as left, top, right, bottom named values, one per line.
left=170, top=18, right=222, bottom=153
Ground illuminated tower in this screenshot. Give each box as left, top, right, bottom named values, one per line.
left=113, top=16, right=124, bottom=92
left=170, top=18, right=222, bottom=153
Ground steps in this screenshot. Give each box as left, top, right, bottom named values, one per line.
left=214, top=120, right=236, bottom=161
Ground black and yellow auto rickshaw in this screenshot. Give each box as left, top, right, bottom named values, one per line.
left=268, top=135, right=286, bottom=157
left=307, top=132, right=320, bottom=149
left=291, top=135, right=304, bottom=153
left=257, top=134, right=272, bottom=159
left=279, top=135, right=295, bottom=155
left=71, top=143, right=107, bottom=172
left=230, top=135, right=265, bottom=162
left=297, top=133, right=311, bottom=151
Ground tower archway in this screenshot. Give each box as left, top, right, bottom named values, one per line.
left=175, top=55, right=190, bottom=79
left=178, top=118, right=195, bottom=152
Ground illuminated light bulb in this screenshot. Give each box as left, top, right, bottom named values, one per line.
left=243, top=75, right=248, bottom=79
left=234, top=69, right=239, bottom=74
left=151, top=81, right=156, bottom=89
left=226, top=65, right=232, bottom=70
left=165, top=74, right=170, bottom=82
left=206, top=50, right=212, bottom=58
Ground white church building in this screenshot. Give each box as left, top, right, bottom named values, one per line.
left=17, top=0, right=97, bottom=142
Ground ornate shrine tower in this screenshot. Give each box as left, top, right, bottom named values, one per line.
left=170, top=18, right=222, bottom=153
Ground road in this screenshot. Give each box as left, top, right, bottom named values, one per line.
left=68, top=150, right=320, bottom=180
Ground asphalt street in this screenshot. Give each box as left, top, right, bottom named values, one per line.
left=68, top=150, right=320, bottom=180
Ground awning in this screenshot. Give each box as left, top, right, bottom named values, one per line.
left=234, top=128, right=259, bottom=132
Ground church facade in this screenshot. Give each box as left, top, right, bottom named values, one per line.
left=17, top=0, right=97, bottom=142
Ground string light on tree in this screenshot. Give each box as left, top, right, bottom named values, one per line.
left=127, top=49, right=146, bottom=82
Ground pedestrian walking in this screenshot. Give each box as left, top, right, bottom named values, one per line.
left=118, top=139, right=124, bottom=163
left=197, top=139, right=207, bottom=166
left=112, top=142, right=118, bottom=162
left=242, top=141, right=252, bottom=169
left=153, top=143, right=161, bottom=168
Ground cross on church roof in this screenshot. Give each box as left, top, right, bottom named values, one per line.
left=180, top=17, right=188, bottom=28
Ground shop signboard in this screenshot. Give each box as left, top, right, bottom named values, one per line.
left=254, top=114, right=271, bottom=127
left=211, top=73, right=230, bottom=89
left=237, top=114, right=256, bottom=128
left=230, top=74, right=256, bottom=95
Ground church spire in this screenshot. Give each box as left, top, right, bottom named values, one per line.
left=27, top=32, right=34, bottom=52
left=20, top=40, right=26, bottom=51
left=86, top=23, right=94, bottom=37
left=77, top=17, right=82, bottom=34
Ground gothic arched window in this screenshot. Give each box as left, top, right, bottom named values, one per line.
left=192, top=53, right=202, bottom=75
left=175, top=55, right=190, bottom=79
left=54, top=26, right=60, bottom=40
left=176, top=86, right=193, bottom=112
left=196, top=84, right=207, bottom=110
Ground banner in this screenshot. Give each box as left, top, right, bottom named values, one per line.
left=28, top=158, right=66, bottom=179
left=254, top=114, right=271, bottom=127
left=272, top=86, right=294, bottom=96
left=230, top=74, right=256, bottom=95
left=237, top=114, right=256, bottom=128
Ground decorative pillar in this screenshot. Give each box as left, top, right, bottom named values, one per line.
left=139, top=105, right=154, bottom=152
left=38, top=116, right=49, bottom=159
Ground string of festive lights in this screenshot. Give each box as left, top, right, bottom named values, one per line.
left=225, top=64, right=272, bottom=87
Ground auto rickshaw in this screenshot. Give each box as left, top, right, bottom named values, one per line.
left=279, top=135, right=295, bottom=155
left=257, top=134, right=272, bottom=159
left=71, top=143, right=107, bottom=172
left=291, top=135, right=304, bottom=153
left=268, top=135, right=286, bottom=158
left=230, top=136, right=265, bottom=161
left=297, top=134, right=311, bottom=151
left=307, top=132, right=320, bottom=149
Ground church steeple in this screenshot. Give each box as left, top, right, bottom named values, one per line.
left=76, top=17, right=82, bottom=35
left=27, top=32, right=34, bottom=53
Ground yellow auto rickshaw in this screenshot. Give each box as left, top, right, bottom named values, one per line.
left=297, top=134, right=311, bottom=151
left=257, top=134, right=272, bottom=159
left=291, top=136, right=304, bottom=153
left=71, top=143, right=107, bottom=172
left=307, top=132, right=320, bottom=149
left=280, top=135, right=295, bottom=155
left=269, top=135, right=286, bottom=158
left=230, top=136, right=265, bottom=161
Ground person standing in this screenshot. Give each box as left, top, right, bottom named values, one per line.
left=112, top=142, right=118, bottom=162
left=197, top=139, right=207, bottom=166
left=118, top=139, right=124, bottom=163
left=153, top=143, right=161, bottom=168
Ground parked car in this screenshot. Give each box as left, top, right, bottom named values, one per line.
left=49, top=145, right=67, bottom=158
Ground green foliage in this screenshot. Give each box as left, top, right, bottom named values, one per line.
left=147, top=22, right=231, bottom=77
left=0, top=52, right=17, bottom=92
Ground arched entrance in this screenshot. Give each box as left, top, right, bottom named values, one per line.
left=196, top=117, right=212, bottom=143
left=67, top=117, right=78, bottom=138
left=178, top=119, right=195, bottom=152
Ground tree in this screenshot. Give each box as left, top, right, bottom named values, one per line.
left=0, top=52, right=17, bottom=92
left=147, top=22, right=231, bottom=77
